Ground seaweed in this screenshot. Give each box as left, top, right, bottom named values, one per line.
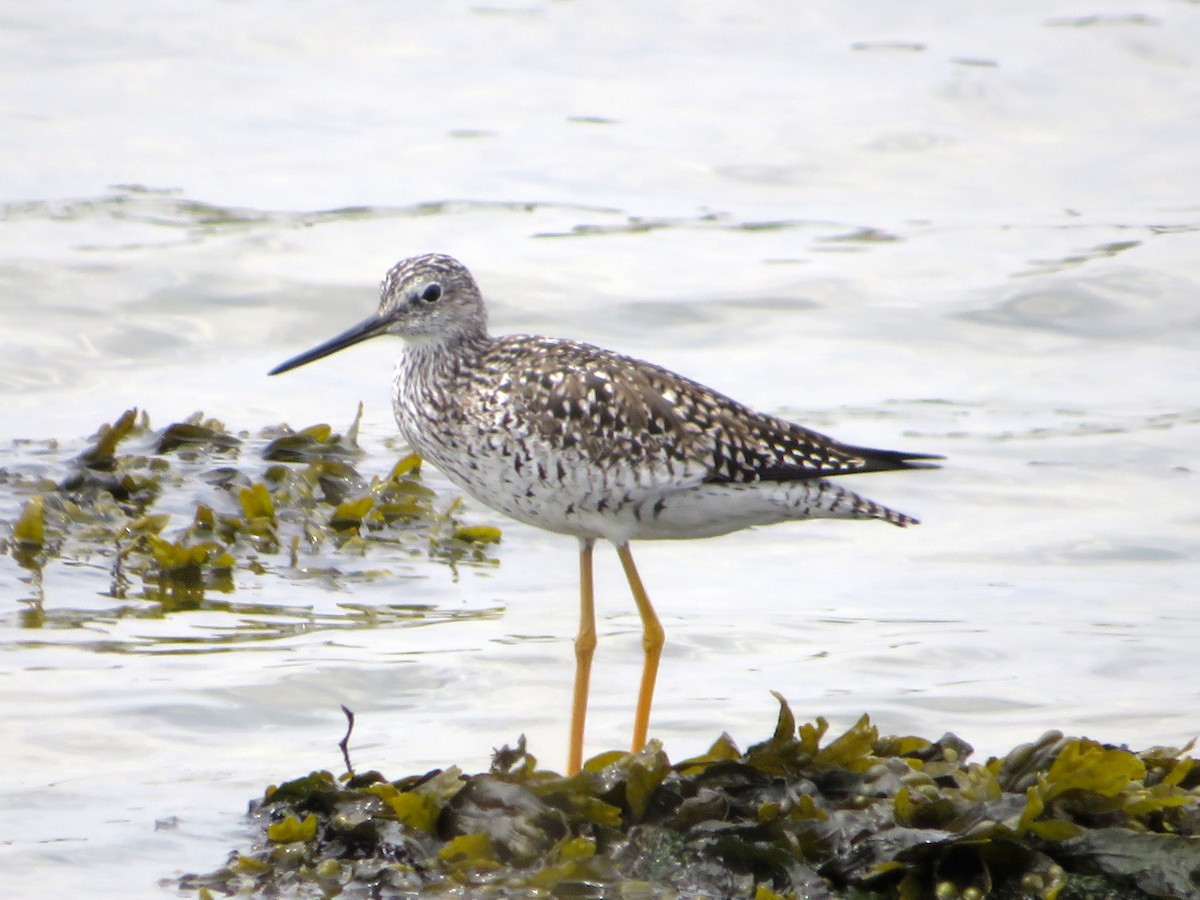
left=1, top=408, right=502, bottom=640
left=180, top=696, right=1200, bottom=899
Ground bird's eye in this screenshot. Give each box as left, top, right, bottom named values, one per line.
left=421, top=283, right=442, bottom=303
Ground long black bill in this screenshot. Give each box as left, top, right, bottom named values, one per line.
left=269, top=313, right=390, bottom=376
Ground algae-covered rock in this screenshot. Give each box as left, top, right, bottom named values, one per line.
left=181, top=698, right=1200, bottom=899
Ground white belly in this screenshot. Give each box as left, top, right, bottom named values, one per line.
left=414, top=434, right=891, bottom=543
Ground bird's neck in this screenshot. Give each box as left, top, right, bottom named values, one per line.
left=391, top=332, right=493, bottom=453
left=395, top=331, right=491, bottom=390
left=402, top=329, right=490, bottom=360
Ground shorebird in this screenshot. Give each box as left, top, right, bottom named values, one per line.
left=270, top=253, right=939, bottom=774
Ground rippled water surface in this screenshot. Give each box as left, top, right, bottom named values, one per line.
left=2, top=2, right=1200, bottom=897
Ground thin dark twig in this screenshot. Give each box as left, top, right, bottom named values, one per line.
left=338, top=705, right=355, bottom=777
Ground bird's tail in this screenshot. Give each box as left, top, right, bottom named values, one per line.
left=802, top=480, right=921, bottom=527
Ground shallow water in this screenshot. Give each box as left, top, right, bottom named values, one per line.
left=2, top=1, right=1200, bottom=897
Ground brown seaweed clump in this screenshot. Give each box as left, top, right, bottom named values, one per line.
left=3, top=408, right=501, bottom=635
left=181, top=696, right=1200, bottom=900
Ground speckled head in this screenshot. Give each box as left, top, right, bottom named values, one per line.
left=377, top=253, right=488, bottom=342
left=268, top=253, right=488, bottom=376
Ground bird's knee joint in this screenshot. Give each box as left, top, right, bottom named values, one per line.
left=575, top=631, right=597, bottom=656
left=642, top=626, right=665, bottom=654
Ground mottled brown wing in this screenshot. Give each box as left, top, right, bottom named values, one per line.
left=625, top=358, right=941, bottom=482
left=485, top=336, right=940, bottom=486
left=482, top=338, right=706, bottom=481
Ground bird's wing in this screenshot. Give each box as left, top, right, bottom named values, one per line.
left=619, top=354, right=941, bottom=483
left=478, top=337, right=940, bottom=488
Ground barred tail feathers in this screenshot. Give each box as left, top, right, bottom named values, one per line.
left=798, top=480, right=920, bottom=528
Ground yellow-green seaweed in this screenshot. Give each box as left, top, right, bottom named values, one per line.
left=180, top=696, right=1200, bottom=899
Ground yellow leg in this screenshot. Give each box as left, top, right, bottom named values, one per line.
left=568, top=537, right=597, bottom=775
left=615, top=543, right=664, bottom=753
